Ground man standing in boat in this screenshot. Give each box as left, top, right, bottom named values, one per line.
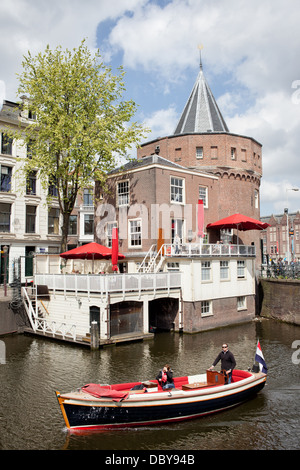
left=209, top=344, right=236, bottom=384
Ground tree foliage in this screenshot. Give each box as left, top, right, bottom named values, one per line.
left=16, top=40, right=148, bottom=250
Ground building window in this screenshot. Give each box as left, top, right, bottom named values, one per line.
left=48, top=176, right=58, bottom=197
left=199, top=186, right=208, bottom=208
left=171, top=218, right=184, bottom=244
left=68, top=215, right=77, bottom=235
left=48, top=208, right=60, bottom=234
left=237, top=296, right=246, bottom=310
left=26, top=171, right=37, bottom=195
left=129, top=219, right=142, bottom=247
left=201, top=261, right=211, bottom=281
left=237, top=260, right=245, bottom=278
left=231, top=147, right=236, bottom=160
left=26, top=205, right=36, bottom=233
left=220, top=260, right=229, bottom=280
left=201, top=300, right=212, bottom=317
left=196, top=146, right=203, bottom=159
left=106, top=221, right=117, bottom=247
left=0, top=166, right=12, bottom=192
left=170, top=177, right=184, bottom=203
left=83, top=188, right=93, bottom=206
left=211, top=146, right=218, bottom=159
left=241, top=149, right=247, bottom=161
left=167, top=262, right=180, bottom=271
left=27, top=140, right=35, bottom=159
left=1, top=133, right=13, bottom=155
left=0, top=203, right=11, bottom=232
left=254, top=190, right=259, bottom=209
left=28, top=110, right=36, bottom=120
left=84, top=214, right=94, bottom=235
left=117, top=180, right=129, bottom=206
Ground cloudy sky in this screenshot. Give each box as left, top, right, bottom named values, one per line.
left=1, top=0, right=300, bottom=216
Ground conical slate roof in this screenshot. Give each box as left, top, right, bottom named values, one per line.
left=174, top=64, right=229, bottom=135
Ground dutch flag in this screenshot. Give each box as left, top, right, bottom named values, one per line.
left=255, top=340, right=268, bottom=374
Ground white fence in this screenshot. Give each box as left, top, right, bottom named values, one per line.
left=34, top=271, right=182, bottom=297
left=164, top=243, right=256, bottom=257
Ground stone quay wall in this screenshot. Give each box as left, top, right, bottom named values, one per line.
left=259, top=278, right=300, bottom=326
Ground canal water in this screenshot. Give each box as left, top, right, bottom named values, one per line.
left=0, top=319, right=299, bottom=450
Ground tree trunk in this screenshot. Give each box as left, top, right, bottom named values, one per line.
left=61, top=212, right=71, bottom=253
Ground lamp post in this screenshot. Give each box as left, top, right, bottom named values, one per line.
left=286, top=188, right=299, bottom=264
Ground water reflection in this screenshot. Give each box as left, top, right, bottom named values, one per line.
left=0, top=318, right=299, bottom=450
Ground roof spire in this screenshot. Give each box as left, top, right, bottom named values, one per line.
left=173, top=52, right=229, bottom=135
left=198, top=44, right=203, bottom=70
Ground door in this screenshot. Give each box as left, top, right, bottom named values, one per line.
left=25, top=246, right=35, bottom=277
left=89, top=306, right=100, bottom=335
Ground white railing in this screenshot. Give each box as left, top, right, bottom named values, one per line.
left=34, top=271, right=182, bottom=298
left=34, top=318, right=77, bottom=340
left=22, top=286, right=37, bottom=330
left=164, top=243, right=256, bottom=257
left=22, top=286, right=77, bottom=341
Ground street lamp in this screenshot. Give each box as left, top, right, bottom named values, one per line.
left=285, top=188, right=299, bottom=264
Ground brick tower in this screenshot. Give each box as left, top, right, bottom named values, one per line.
left=137, top=61, right=263, bottom=249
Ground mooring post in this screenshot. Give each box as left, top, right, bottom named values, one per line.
left=90, top=321, right=99, bottom=350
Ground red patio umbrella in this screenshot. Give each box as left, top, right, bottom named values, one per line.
left=60, top=242, right=113, bottom=260
left=206, top=213, right=270, bottom=244
left=206, top=213, right=270, bottom=231
left=60, top=242, right=125, bottom=273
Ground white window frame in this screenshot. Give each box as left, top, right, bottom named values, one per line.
left=237, top=260, right=245, bottom=279
left=106, top=221, right=117, bottom=248
left=171, top=218, right=185, bottom=244
left=167, top=262, right=180, bottom=271
left=117, top=180, right=129, bottom=207
left=237, top=296, right=247, bottom=311
left=170, top=176, right=185, bottom=204
left=201, top=261, right=211, bottom=282
left=196, top=146, right=203, bottom=159
left=201, top=300, right=213, bottom=317
left=128, top=218, right=142, bottom=248
left=220, top=260, right=229, bottom=280
left=199, top=186, right=208, bottom=208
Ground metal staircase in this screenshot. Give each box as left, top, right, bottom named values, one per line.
left=137, top=244, right=166, bottom=273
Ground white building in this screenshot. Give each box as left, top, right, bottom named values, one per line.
left=0, top=99, right=95, bottom=285
left=21, top=244, right=256, bottom=346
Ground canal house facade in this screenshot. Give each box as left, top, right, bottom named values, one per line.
left=21, top=61, right=261, bottom=345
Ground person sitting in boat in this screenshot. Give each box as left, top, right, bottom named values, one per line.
left=209, top=343, right=236, bottom=384
left=156, top=364, right=175, bottom=390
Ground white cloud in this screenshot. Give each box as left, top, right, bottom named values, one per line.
left=104, top=0, right=300, bottom=216
left=142, top=106, right=178, bottom=140
left=1, top=0, right=300, bottom=216
left=0, top=0, right=145, bottom=100
left=0, top=81, right=5, bottom=110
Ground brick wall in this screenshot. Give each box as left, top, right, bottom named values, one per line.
left=137, top=132, right=263, bottom=256
left=259, top=278, right=300, bottom=325
left=182, top=295, right=255, bottom=333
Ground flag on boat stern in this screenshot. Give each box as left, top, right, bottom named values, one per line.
left=255, top=341, right=268, bottom=374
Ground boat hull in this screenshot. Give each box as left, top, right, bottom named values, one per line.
left=56, top=372, right=266, bottom=431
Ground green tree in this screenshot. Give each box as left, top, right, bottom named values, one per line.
left=16, top=40, right=148, bottom=251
